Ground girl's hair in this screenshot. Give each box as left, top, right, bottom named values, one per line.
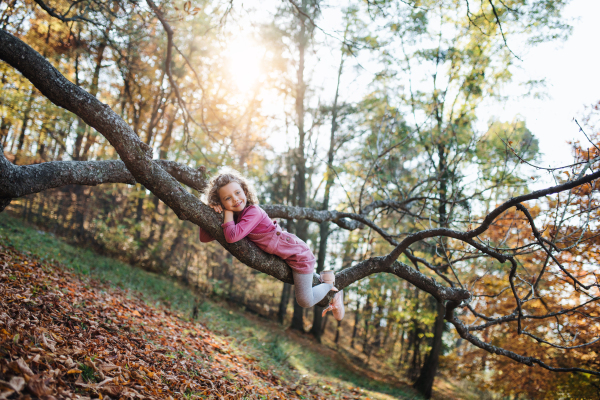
left=205, top=169, right=258, bottom=208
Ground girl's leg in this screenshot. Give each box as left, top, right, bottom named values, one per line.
left=293, top=271, right=334, bottom=308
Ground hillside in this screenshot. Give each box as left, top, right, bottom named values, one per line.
left=0, top=213, right=418, bottom=399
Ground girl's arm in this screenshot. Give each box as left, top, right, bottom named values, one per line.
left=222, top=206, right=264, bottom=243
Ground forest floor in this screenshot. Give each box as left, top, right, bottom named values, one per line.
left=0, top=212, right=478, bottom=399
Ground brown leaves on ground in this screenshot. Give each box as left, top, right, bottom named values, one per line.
left=0, top=245, right=325, bottom=399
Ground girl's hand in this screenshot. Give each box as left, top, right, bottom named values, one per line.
left=210, top=204, right=223, bottom=214
left=223, top=210, right=234, bottom=223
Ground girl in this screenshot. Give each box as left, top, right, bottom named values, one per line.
left=198, top=170, right=345, bottom=321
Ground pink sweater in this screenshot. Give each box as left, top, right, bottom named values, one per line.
left=199, top=205, right=276, bottom=243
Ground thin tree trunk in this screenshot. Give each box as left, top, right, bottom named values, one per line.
left=414, top=300, right=445, bottom=399
left=397, top=325, right=406, bottom=367
left=289, top=0, right=309, bottom=333
left=334, top=319, right=342, bottom=345
left=350, top=297, right=361, bottom=349
left=414, top=143, right=450, bottom=397
left=290, top=296, right=305, bottom=332
left=14, top=88, right=35, bottom=164
left=72, top=31, right=86, bottom=161
left=0, top=120, right=11, bottom=149
left=278, top=283, right=292, bottom=324
left=135, top=187, right=145, bottom=241
left=310, top=27, right=346, bottom=340
left=361, top=295, right=372, bottom=354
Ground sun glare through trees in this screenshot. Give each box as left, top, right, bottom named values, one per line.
left=226, top=37, right=264, bottom=94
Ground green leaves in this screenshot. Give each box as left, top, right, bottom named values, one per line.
left=477, top=119, right=540, bottom=166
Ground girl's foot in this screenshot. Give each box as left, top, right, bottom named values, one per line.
left=320, top=270, right=338, bottom=291
left=321, top=290, right=345, bottom=321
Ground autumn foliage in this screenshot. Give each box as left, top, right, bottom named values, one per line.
left=445, top=135, right=600, bottom=398
left=0, top=243, right=360, bottom=399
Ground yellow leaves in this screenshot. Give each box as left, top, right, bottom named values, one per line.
left=50, top=332, right=64, bottom=342
left=67, top=369, right=83, bottom=374
left=131, top=310, right=141, bottom=317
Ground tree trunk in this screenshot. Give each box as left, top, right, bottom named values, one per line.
left=334, top=319, right=342, bottom=345
left=291, top=296, right=305, bottom=332
left=135, top=185, right=145, bottom=241
left=289, top=0, right=310, bottom=333
left=397, top=325, right=406, bottom=367
left=0, top=119, right=11, bottom=149
left=310, top=27, right=345, bottom=340
left=413, top=300, right=445, bottom=399
left=350, top=297, right=361, bottom=349
left=72, top=34, right=86, bottom=161
left=14, top=88, right=35, bottom=163
left=361, top=295, right=372, bottom=353
left=413, top=142, right=450, bottom=395
left=278, top=283, right=292, bottom=324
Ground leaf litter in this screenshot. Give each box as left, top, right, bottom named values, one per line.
left=0, top=244, right=352, bottom=400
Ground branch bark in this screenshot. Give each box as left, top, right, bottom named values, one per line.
left=0, top=156, right=209, bottom=210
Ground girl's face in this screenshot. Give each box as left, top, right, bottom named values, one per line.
left=218, top=182, right=247, bottom=212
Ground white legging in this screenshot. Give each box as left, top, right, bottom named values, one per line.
left=293, top=271, right=334, bottom=308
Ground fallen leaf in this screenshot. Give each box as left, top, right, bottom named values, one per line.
left=67, top=369, right=82, bottom=374
left=8, top=376, right=25, bottom=392
left=16, top=358, right=34, bottom=376
left=27, top=375, right=52, bottom=397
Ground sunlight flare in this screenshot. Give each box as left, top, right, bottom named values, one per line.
left=227, top=37, right=262, bottom=93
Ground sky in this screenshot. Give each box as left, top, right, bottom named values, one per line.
left=484, top=0, right=600, bottom=169
left=228, top=0, right=600, bottom=172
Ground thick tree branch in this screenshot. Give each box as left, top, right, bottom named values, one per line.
left=0, top=155, right=209, bottom=211
left=0, top=153, right=363, bottom=231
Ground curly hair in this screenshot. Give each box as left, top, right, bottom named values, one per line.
left=205, top=169, right=258, bottom=209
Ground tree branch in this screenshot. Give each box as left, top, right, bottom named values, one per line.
left=0, top=155, right=209, bottom=210
left=446, top=301, right=600, bottom=375
left=32, top=0, right=95, bottom=24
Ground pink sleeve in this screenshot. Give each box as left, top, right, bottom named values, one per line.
left=222, top=206, right=264, bottom=243
left=199, top=227, right=215, bottom=243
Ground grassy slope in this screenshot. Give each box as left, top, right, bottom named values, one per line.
left=0, top=212, right=419, bottom=400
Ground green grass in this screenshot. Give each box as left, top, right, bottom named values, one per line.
left=0, top=212, right=417, bottom=399
left=0, top=213, right=197, bottom=314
